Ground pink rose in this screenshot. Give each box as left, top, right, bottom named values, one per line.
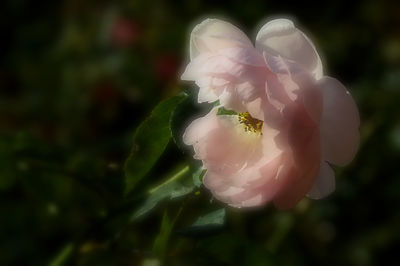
left=182, top=19, right=360, bottom=209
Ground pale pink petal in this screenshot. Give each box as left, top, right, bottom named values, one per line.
left=261, top=125, right=283, bottom=160
left=202, top=172, right=225, bottom=190
left=182, top=53, right=247, bottom=83
left=319, top=77, right=360, bottom=166
left=226, top=156, right=286, bottom=207
left=244, top=153, right=283, bottom=187
left=216, top=186, right=246, bottom=198
left=190, top=19, right=253, bottom=59
left=182, top=48, right=268, bottom=107
left=195, top=115, right=265, bottom=177
left=245, top=97, right=265, bottom=121
left=263, top=53, right=290, bottom=75
left=217, top=47, right=265, bottom=66
left=263, top=53, right=322, bottom=125
left=217, top=81, right=262, bottom=113
left=218, top=89, right=246, bottom=113
left=196, top=82, right=219, bottom=103
left=226, top=151, right=282, bottom=188
left=235, top=82, right=259, bottom=102
left=266, top=72, right=298, bottom=106
left=237, top=194, right=264, bottom=207
left=211, top=77, right=230, bottom=87
left=182, top=109, right=218, bottom=145
left=197, top=55, right=245, bottom=77
left=256, top=19, right=323, bottom=80
left=307, top=161, right=335, bottom=199
left=208, top=169, right=280, bottom=207
left=181, top=53, right=213, bottom=80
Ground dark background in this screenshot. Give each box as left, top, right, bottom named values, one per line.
left=1, top=0, right=400, bottom=265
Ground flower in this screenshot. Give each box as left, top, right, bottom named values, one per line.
left=182, top=18, right=360, bottom=209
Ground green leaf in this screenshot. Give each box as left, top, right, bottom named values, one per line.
left=124, top=93, right=188, bottom=195
left=192, top=167, right=206, bottom=188
left=193, top=208, right=226, bottom=226
left=131, top=166, right=193, bottom=220
left=217, top=106, right=237, bottom=116
left=176, top=208, right=226, bottom=236
left=170, top=89, right=210, bottom=152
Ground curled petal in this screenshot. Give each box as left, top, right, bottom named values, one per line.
left=190, top=19, right=253, bottom=59
left=256, top=18, right=323, bottom=80
left=319, top=77, right=360, bottom=166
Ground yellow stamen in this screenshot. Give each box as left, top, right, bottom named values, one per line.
left=238, top=112, right=263, bottom=134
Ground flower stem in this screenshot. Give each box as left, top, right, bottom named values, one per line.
left=148, top=165, right=190, bottom=194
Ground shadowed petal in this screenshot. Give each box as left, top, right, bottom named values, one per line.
left=319, top=77, right=360, bottom=166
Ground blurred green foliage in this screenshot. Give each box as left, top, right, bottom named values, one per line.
left=1, top=0, right=400, bottom=265
left=124, top=94, right=187, bottom=195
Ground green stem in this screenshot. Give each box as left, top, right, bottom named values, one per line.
left=49, top=243, right=74, bottom=266
left=148, top=165, right=190, bottom=194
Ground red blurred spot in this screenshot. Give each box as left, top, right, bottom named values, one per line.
left=91, top=81, right=119, bottom=107
left=154, top=54, right=180, bottom=82
left=111, top=18, right=140, bottom=47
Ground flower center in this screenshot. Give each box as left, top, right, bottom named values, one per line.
left=238, top=112, right=263, bottom=134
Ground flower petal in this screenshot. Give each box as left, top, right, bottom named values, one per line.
left=217, top=47, right=265, bottom=66
left=301, top=81, right=323, bottom=124
left=205, top=163, right=282, bottom=208
left=319, top=77, right=360, bottom=166
left=183, top=108, right=219, bottom=145
left=273, top=160, right=320, bottom=210
left=273, top=107, right=321, bottom=209
left=256, top=18, right=323, bottom=79
left=190, top=19, right=253, bottom=59
left=307, top=161, right=335, bottom=199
